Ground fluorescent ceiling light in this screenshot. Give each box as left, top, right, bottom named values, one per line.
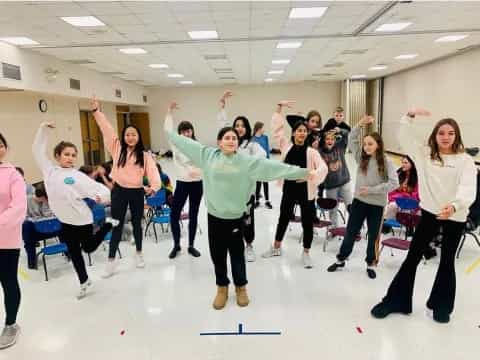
left=179, top=80, right=193, bottom=85
left=435, top=34, right=469, bottom=42
left=188, top=30, right=218, bottom=40
left=268, top=70, right=284, bottom=75
left=264, top=78, right=275, bottom=82
left=0, top=37, right=39, bottom=45
left=272, top=59, right=291, bottom=65
left=168, top=73, right=184, bottom=78
left=61, top=16, right=105, bottom=27
left=277, top=42, right=302, bottom=49
left=369, top=65, right=388, bottom=71
left=375, top=22, right=412, bottom=32
left=289, top=7, right=328, bottom=19
left=119, top=48, right=147, bottom=54
left=149, top=64, right=169, bottom=69
left=395, top=54, right=418, bottom=60
left=351, top=74, right=367, bottom=79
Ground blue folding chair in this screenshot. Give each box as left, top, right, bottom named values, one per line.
left=145, top=190, right=170, bottom=242
left=380, top=197, right=420, bottom=258
left=34, top=218, right=66, bottom=281
left=90, top=203, right=123, bottom=259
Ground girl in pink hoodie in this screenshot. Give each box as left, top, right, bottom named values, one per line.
left=262, top=101, right=328, bottom=268
left=0, top=132, right=27, bottom=350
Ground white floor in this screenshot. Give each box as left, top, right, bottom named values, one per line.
left=2, top=155, right=480, bottom=360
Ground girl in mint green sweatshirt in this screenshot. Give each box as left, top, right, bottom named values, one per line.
left=166, top=126, right=311, bottom=310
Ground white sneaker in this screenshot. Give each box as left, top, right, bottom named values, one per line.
left=105, top=217, right=120, bottom=227
left=0, top=324, right=20, bottom=349
left=245, top=245, right=256, bottom=262
left=135, top=253, right=145, bottom=268
left=302, top=252, right=313, bottom=269
left=262, top=246, right=282, bottom=258
left=77, top=279, right=92, bottom=300
left=102, top=260, right=117, bottom=278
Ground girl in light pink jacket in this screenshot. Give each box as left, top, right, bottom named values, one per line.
left=262, top=101, right=328, bottom=268
left=0, top=132, right=27, bottom=350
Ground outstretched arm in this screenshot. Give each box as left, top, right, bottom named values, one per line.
left=90, top=96, right=118, bottom=155
left=217, top=90, right=233, bottom=129
left=32, top=122, right=56, bottom=174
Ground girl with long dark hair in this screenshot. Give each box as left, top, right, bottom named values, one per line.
left=91, top=97, right=160, bottom=278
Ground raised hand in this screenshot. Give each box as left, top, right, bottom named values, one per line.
left=169, top=102, right=179, bottom=112
left=90, top=96, right=100, bottom=112
left=359, top=115, right=374, bottom=127
left=41, top=121, right=56, bottom=129
left=279, top=100, right=295, bottom=108
left=220, top=90, right=233, bottom=108
left=407, top=108, right=432, bottom=117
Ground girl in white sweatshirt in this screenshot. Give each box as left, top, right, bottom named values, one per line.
left=32, top=122, right=118, bottom=299
left=371, top=110, right=477, bottom=324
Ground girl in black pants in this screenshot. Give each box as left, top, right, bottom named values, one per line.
left=91, top=97, right=160, bottom=277
left=262, top=101, right=328, bottom=269
left=165, top=102, right=203, bottom=259
left=372, top=109, right=477, bottom=324
left=32, top=123, right=118, bottom=299
left=0, top=132, right=27, bottom=349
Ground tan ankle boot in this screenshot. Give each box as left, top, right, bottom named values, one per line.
left=235, top=286, right=250, bottom=307
left=213, top=286, right=228, bottom=310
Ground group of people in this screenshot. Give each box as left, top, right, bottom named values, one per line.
left=0, top=93, right=477, bottom=350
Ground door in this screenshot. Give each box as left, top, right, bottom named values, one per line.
left=80, top=110, right=105, bottom=166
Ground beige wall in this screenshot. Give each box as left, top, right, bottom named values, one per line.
left=147, top=81, right=342, bottom=151
left=0, top=42, right=147, bottom=105
left=382, top=48, right=480, bottom=153
left=0, top=91, right=118, bottom=183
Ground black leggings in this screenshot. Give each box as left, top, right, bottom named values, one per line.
left=170, top=180, right=203, bottom=247
left=59, top=222, right=112, bottom=284
left=275, top=190, right=313, bottom=249
left=109, top=185, right=144, bottom=258
left=381, top=209, right=464, bottom=314
left=337, top=199, right=384, bottom=265
left=0, top=249, right=21, bottom=326
left=255, top=182, right=269, bottom=201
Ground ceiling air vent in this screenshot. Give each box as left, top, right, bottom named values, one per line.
left=69, top=78, right=80, bottom=90
left=341, top=49, right=368, bottom=55
left=67, top=59, right=96, bottom=65
left=204, top=54, right=227, bottom=60
left=324, top=62, right=344, bottom=68
left=2, top=62, right=21, bottom=80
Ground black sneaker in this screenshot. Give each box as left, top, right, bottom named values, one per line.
left=371, top=302, right=411, bottom=319
left=366, top=268, right=377, bottom=279
left=424, top=246, right=437, bottom=260
left=427, top=303, right=450, bottom=324
left=254, top=201, right=260, bottom=209
left=327, top=261, right=345, bottom=272
left=169, top=246, right=181, bottom=259
left=188, top=247, right=201, bottom=257
left=265, top=201, right=273, bottom=209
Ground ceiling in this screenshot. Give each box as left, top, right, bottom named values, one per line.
left=1, top=1, right=480, bottom=87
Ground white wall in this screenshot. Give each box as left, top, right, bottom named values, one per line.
left=0, top=91, right=119, bottom=183
left=0, top=42, right=147, bottom=105
left=147, top=81, right=342, bottom=151
left=382, top=48, right=480, bottom=154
